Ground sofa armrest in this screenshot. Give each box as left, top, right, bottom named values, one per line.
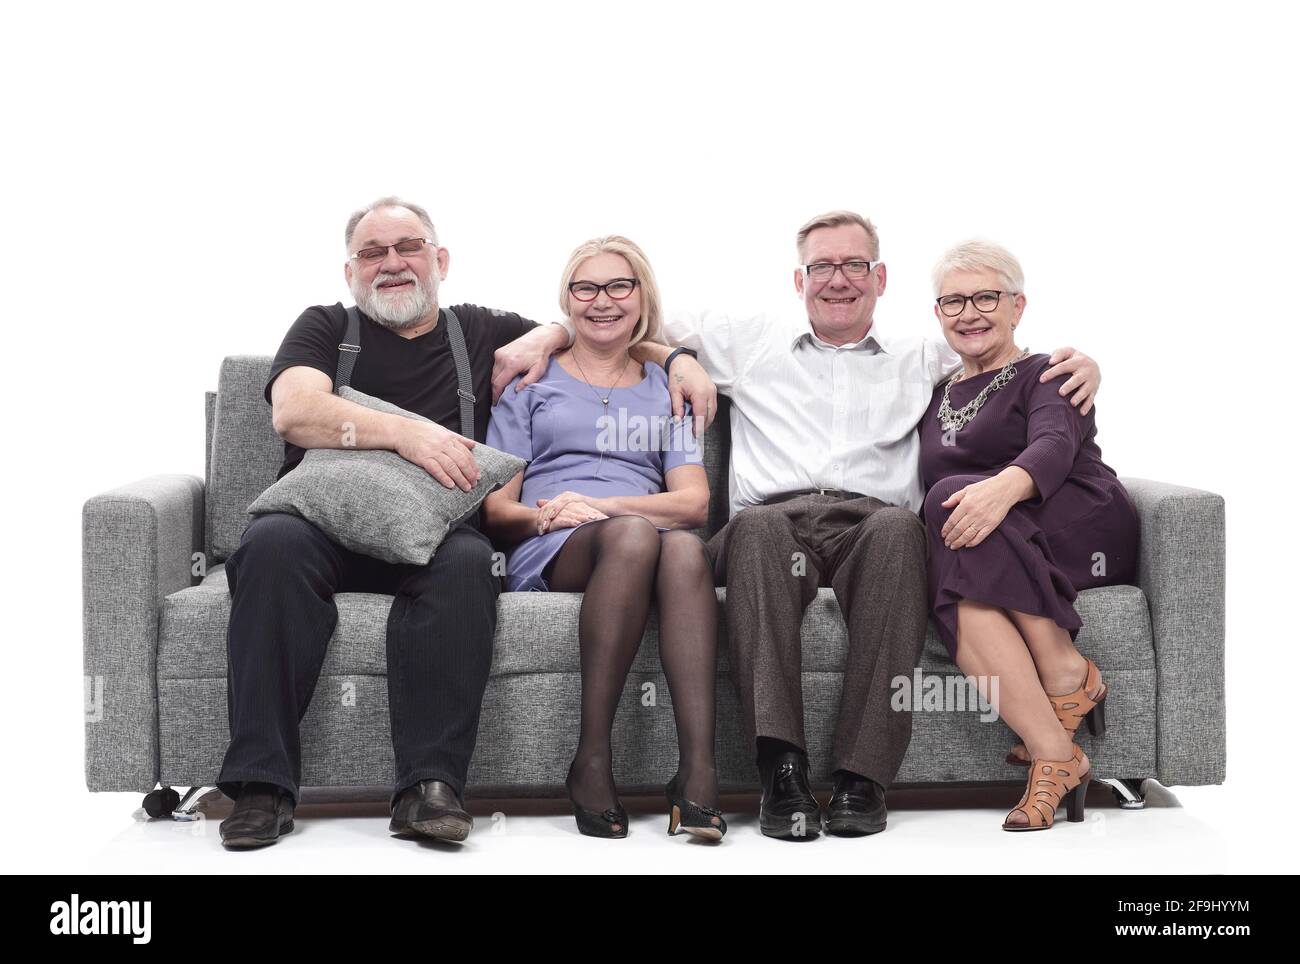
left=83, top=474, right=205, bottom=792
left=1121, top=476, right=1226, bottom=786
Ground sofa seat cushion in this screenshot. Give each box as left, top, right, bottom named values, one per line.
left=158, top=578, right=1152, bottom=681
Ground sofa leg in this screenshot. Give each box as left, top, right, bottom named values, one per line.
left=141, top=786, right=180, bottom=818
left=171, top=785, right=219, bottom=821
left=1098, top=777, right=1147, bottom=810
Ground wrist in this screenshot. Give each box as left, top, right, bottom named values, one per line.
left=664, top=346, right=698, bottom=373
left=551, top=318, right=576, bottom=347
left=545, top=321, right=572, bottom=350
left=382, top=412, right=410, bottom=452
left=998, top=466, right=1034, bottom=503
left=630, top=340, right=669, bottom=366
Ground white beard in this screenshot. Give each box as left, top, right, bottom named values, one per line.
left=352, top=269, right=438, bottom=329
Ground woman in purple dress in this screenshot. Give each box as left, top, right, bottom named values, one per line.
left=483, top=236, right=724, bottom=841
left=917, top=240, right=1138, bottom=832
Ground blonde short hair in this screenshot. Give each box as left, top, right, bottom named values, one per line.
left=932, top=239, right=1025, bottom=296
left=795, top=210, right=880, bottom=261
left=558, top=235, right=662, bottom=347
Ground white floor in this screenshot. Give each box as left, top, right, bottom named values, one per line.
left=37, top=780, right=1262, bottom=875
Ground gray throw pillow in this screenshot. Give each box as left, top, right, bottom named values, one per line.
left=247, top=387, right=526, bottom=565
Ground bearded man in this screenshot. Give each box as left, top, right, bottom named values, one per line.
left=215, top=196, right=713, bottom=849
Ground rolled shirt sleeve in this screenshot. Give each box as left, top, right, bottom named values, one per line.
left=662, top=308, right=776, bottom=395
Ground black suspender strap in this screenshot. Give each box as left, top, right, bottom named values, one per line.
left=443, top=307, right=477, bottom=439
left=334, top=307, right=362, bottom=391
left=334, top=305, right=476, bottom=439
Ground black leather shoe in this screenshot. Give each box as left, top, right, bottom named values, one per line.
left=389, top=780, right=474, bottom=843
left=220, top=782, right=295, bottom=850
left=758, top=750, right=821, bottom=840
left=825, top=771, right=887, bottom=836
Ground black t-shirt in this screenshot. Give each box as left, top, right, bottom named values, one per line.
left=266, top=302, right=537, bottom=477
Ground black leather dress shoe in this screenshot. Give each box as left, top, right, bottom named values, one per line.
left=389, top=779, right=474, bottom=842
left=220, top=782, right=295, bottom=850
left=825, top=771, right=887, bottom=836
left=758, top=750, right=821, bottom=840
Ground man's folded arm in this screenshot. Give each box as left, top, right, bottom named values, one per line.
left=270, top=366, right=410, bottom=451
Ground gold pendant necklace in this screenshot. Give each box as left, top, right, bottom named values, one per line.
left=571, top=348, right=633, bottom=478
left=572, top=349, right=633, bottom=409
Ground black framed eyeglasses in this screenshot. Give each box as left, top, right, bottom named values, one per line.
left=802, top=260, right=879, bottom=281
left=935, top=290, right=1016, bottom=316
left=350, top=237, right=438, bottom=264
left=568, top=278, right=639, bottom=302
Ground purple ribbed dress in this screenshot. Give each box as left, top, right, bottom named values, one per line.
left=917, top=353, right=1138, bottom=661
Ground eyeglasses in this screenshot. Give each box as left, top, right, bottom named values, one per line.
left=802, top=260, right=879, bottom=281
left=349, top=237, right=438, bottom=264
left=568, top=278, right=639, bottom=302
left=935, top=290, right=1016, bottom=317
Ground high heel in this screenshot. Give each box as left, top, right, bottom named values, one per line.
left=665, top=772, right=726, bottom=841
left=1002, top=744, right=1091, bottom=831
left=565, top=761, right=628, bottom=839
left=1007, top=657, right=1108, bottom=766
left=1085, top=692, right=1106, bottom=737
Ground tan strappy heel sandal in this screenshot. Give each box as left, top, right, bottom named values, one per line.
left=1007, top=657, right=1107, bottom=767
left=1002, top=744, right=1091, bottom=831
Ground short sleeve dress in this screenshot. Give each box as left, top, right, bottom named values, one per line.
left=487, top=357, right=703, bottom=591
left=917, top=353, right=1139, bottom=661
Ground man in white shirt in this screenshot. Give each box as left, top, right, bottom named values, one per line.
left=662, top=211, right=1099, bottom=839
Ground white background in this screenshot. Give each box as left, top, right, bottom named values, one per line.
left=1, top=0, right=1293, bottom=872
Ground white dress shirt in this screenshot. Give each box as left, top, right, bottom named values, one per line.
left=659, top=309, right=962, bottom=517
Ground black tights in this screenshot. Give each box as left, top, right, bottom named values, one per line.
left=544, top=516, right=719, bottom=811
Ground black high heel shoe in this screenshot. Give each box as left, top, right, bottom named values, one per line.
left=565, top=761, right=628, bottom=838
left=665, top=771, right=726, bottom=840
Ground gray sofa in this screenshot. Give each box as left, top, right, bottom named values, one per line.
left=83, top=355, right=1226, bottom=815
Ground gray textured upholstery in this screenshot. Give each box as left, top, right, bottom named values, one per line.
left=85, top=353, right=1226, bottom=796
left=206, top=356, right=283, bottom=562
left=84, top=474, right=204, bottom=791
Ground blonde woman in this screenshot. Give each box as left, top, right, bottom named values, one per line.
left=484, top=237, right=724, bottom=840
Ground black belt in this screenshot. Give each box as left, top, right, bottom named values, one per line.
left=761, top=488, right=868, bottom=506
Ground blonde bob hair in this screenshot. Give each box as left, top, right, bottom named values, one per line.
left=558, top=235, right=663, bottom=348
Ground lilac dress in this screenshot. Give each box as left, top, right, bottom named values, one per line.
left=487, top=357, right=703, bottom=591
left=917, top=353, right=1139, bottom=661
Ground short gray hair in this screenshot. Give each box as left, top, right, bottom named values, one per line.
left=795, top=210, right=880, bottom=261
left=931, top=239, right=1024, bottom=296
left=345, top=196, right=439, bottom=250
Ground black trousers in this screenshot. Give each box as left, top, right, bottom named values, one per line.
left=216, top=511, right=500, bottom=807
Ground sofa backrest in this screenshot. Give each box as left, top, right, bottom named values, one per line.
left=206, top=357, right=283, bottom=561
left=205, top=355, right=734, bottom=561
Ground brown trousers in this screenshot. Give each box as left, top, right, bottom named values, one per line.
left=704, top=493, right=928, bottom=786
